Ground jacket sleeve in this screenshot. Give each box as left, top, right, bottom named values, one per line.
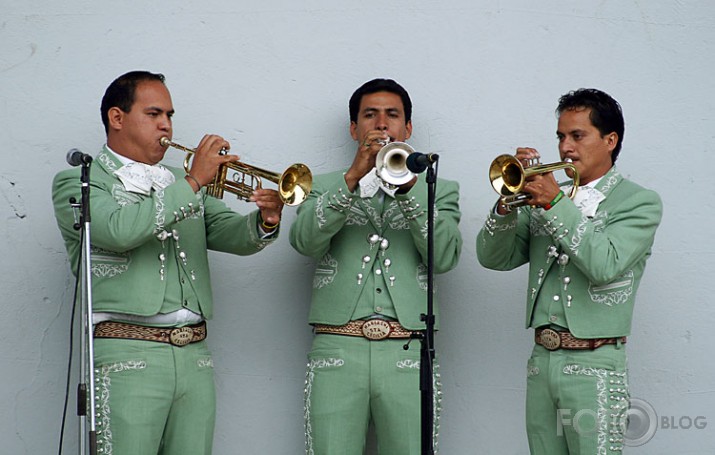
left=203, top=194, right=276, bottom=256
left=534, top=188, right=662, bottom=285
left=289, top=172, right=357, bottom=259
left=476, top=204, right=532, bottom=271
left=395, top=177, right=462, bottom=273
left=51, top=168, right=188, bottom=253
left=52, top=168, right=273, bottom=258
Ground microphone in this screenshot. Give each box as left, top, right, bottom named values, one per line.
left=66, top=148, right=93, bottom=166
left=406, top=152, right=439, bottom=174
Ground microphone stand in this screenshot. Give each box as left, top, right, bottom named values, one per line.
left=70, top=161, right=98, bottom=455
left=419, top=160, right=438, bottom=455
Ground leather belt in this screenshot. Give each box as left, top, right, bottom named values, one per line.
left=94, top=320, right=207, bottom=347
left=314, top=319, right=413, bottom=341
left=535, top=328, right=626, bottom=351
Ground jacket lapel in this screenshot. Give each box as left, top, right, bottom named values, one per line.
left=595, top=166, right=623, bottom=199
left=95, top=146, right=123, bottom=177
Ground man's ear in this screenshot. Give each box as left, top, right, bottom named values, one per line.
left=606, top=132, right=618, bottom=152
left=405, top=120, right=413, bottom=140
left=350, top=121, right=358, bottom=141
left=107, top=106, right=124, bottom=132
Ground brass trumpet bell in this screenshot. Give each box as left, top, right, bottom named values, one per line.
left=160, top=137, right=312, bottom=206
left=489, top=154, right=579, bottom=207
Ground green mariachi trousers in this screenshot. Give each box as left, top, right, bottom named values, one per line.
left=93, top=338, right=216, bottom=454
left=304, top=334, right=438, bottom=455
left=526, top=343, right=629, bottom=454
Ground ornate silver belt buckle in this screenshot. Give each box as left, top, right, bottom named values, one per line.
left=361, top=319, right=391, bottom=340
left=169, top=327, right=194, bottom=346
left=540, top=328, right=562, bottom=350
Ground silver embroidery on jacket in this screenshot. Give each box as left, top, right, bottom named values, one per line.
left=600, top=173, right=619, bottom=195
left=315, top=193, right=328, bottom=228
left=346, top=205, right=370, bottom=226
left=588, top=270, right=634, bottom=306
left=483, top=213, right=517, bottom=237
left=98, top=152, right=119, bottom=173
left=313, top=253, right=338, bottom=289
left=90, top=247, right=130, bottom=278
left=569, top=216, right=589, bottom=254
left=416, top=264, right=428, bottom=291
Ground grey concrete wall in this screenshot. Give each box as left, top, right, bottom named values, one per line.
left=1, top=1, right=713, bottom=453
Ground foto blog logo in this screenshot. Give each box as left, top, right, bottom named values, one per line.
left=558, top=397, right=707, bottom=447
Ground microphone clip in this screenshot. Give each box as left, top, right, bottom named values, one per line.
left=406, top=152, right=439, bottom=174
left=403, top=331, right=424, bottom=350
left=66, top=149, right=93, bottom=167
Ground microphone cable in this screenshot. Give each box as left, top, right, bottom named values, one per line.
left=58, top=230, right=83, bottom=455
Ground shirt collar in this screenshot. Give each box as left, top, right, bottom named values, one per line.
left=105, top=144, right=134, bottom=167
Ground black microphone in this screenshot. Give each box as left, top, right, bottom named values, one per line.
left=66, top=148, right=93, bottom=166
left=406, top=152, right=439, bottom=173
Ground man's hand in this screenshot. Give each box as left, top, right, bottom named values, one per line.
left=250, top=188, right=284, bottom=228
left=515, top=147, right=561, bottom=208
left=344, top=130, right=390, bottom=192
left=186, top=134, right=237, bottom=189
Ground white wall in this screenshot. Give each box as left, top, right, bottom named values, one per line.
left=1, top=1, right=713, bottom=454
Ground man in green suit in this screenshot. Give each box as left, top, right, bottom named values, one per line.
left=290, top=78, right=462, bottom=454
left=477, top=88, right=662, bottom=454
left=52, top=70, right=284, bottom=454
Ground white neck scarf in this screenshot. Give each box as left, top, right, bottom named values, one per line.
left=114, top=161, right=175, bottom=195
left=358, top=168, right=398, bottom=199
left=563, top=179, right=605, bottom=218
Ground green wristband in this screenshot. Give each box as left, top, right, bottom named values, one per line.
left=544, top=191, right=564, bottom=210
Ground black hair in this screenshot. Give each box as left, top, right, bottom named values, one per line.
left=100, top=71, right=166, bottom=134
left=557, top=88, right=625, bottom=163
left=348, top=78, right=412, bottom=124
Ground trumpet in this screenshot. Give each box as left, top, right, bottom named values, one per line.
left=160, top=137, right=312, bottom=206
left=489, top=154, right=579, bottom=207
left=375, top=141, right=416, bottom=186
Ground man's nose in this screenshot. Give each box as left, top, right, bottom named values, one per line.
left=159, top=115, right=171, bottom=131
left=375, top=113, right=388, bottom=130
left=559, top=138, right=573, bottom=153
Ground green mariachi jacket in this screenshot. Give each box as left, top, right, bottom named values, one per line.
left=477, top=167, right=662, bottom=338
left=289, top=169, right=462, bottom=331
left=52, top=146, right=276, bottom=319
